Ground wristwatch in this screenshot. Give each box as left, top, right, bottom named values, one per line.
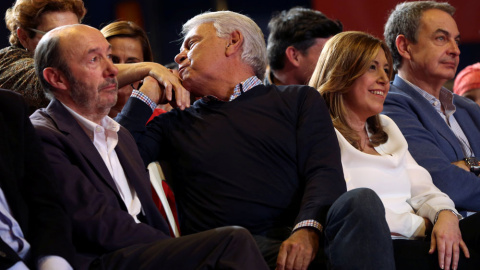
left=464, top=157, right=480, bottom=176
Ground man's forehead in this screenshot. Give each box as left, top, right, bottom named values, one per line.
left=59, top=28, right=110, bottom=58
left=184, top=23, right=215, bottom=41
left=419, top=9, right=459, bottom=34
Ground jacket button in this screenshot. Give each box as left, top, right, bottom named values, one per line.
left=0, top=251, right=6, bottom=257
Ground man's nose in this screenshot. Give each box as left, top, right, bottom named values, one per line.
left=175, top=51, right=187, bottom=64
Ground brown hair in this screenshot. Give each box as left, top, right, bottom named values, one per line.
left=309, top=31, right=393, bottom=150
left=5, top=0, right=86, bottom=47
left=101, top=21, right=153, bottom=62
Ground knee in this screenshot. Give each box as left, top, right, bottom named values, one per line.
left=217, top=226, right=253, bottom=241
left=330, top=188, right=385, bottom=219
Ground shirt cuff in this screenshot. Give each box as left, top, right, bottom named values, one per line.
left=38, top=255, right=73, bottom=270
left=131, top=90, right=157, bottom=111
left=292, top=219, right=323, bottom=233
left=433, top=209, right=463, bottom=224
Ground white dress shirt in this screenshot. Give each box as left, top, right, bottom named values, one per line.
left=63, top=104, right=142, bottom=223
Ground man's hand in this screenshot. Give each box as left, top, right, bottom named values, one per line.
left=451, top=160, right=470, bottom=172
left=116, top=62, right=190, bottom=110
left=276, top=228, right=319, bottom=270
left=139, top=76, right=163, bottom=104
left=429, top=210, right=469, bottom=270
left=147, top=64, right=190, bottom=110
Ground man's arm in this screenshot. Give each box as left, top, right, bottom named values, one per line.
left=276, top=87, right=346, bottom=270
left=383, top=93, right=480, bottom=212
left=115, top=76, right=172, bottom=166
left=115, top=63, right=190, bottom=109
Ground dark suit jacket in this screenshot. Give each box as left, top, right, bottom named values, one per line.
left=383, top=75, right=480, bottom=214
left=0, top=89, right=74, bottom=269
left=30, top=98, right=170, bottom=269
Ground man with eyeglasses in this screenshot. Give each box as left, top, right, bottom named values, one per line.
left=1, top=0, right=86, bottom=114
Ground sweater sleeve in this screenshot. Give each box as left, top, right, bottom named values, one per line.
left=294, top=87, right=346, bottom=226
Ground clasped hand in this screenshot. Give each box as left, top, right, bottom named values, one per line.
left=140, top=64, right=190, bottom=110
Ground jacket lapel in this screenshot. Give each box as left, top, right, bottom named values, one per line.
left=46, top=99, right=121, bottom=197
left=392, top=76, right=464, bottom=158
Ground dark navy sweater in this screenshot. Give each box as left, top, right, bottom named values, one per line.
left=118, top=84, right=346, bottom=235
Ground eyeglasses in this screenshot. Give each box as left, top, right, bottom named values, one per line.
left=27, top=27, right=47, bottom=36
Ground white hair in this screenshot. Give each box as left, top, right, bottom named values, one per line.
left=182, top=11, right=267, bottom=80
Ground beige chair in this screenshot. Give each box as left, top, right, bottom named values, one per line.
left=148, top=161, right=180, bottom=237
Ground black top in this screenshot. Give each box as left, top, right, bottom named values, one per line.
left=118, top=84, right=346, bottom=235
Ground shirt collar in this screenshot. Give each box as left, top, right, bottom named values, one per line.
left=202, top=76, right=263, bottom=102
left=398, top=75, right=456, bottom=117
left=61, top=102, right=120, bottom=140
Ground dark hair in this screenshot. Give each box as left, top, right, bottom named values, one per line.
left=100, top=21, right=153, bottom=62
left=384, top=1, right=455, bottom=71
left=5, top=0, right=86, bottom=47
left=34, top=34, right=69, bottom=99
left=267, top=7, right=342, bottom=70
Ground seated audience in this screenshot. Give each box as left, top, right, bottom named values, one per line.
left=1, top=0, right=86, bottom=114
left=117, top=10, right=395, bottom=269
left=310, top=30, right=480, bottom=270
left=101, top=21, right=154, bottom=118
left=454, top=63, right=480, bottom=106
left=30, top=24, right=268, bottom=270
left=101, top=21, right=179, bottom=235
left=0, top=89, right=75, bottom=269
left=265, top=7, right=342, bottom=85
left=382, top=1, right=480, bottom=215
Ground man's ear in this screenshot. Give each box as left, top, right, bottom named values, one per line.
left=285, top=46, right=301, bottom=68
left=396, top=34, right=411, bottom=60
left=43, top=67, right=69, bottom=90
left=225, top=30, right=243, bottom=57
left=17, top=28, right=32, bottom=51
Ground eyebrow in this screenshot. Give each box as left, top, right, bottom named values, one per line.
left=372, top=60, right=389, bottom=66
left=180, top=35, right=200, bottom=51
left=126, top=57, right=141, bottom=62
left=434, top=29, right=461, bottom=40
left=87, top=44, right=112, bottom=55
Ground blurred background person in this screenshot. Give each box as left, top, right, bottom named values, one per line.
left=265, top=7, right=342, bottom=86
left=454, top=63, right=480, bottom=106
left=310, top=31, right=480, bottom=270
left=101, top=20, right=154, bottom=118
left=1, top=0, right=86, bottom=114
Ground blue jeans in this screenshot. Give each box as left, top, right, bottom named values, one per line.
left=254, top=188, right=394, bottom=269
left=324, top=188, right=395, bottom=269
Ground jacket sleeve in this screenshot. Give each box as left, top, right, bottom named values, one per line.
left=383, top=92, right=480, bottom=213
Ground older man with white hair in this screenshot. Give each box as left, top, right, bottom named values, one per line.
left=117, top=11, right=395, bottom=270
